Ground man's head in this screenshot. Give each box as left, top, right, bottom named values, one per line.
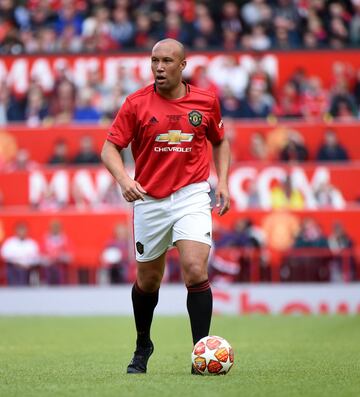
left=15, top=222, right=28, bottom=240
left=324, top=129, right=338, bottom=147
left=151, top=39, right=186, bottom=95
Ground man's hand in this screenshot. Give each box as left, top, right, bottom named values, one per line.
left=120, top=177, right=147, bottom=202
left=215, top=182, right=230, bottom=216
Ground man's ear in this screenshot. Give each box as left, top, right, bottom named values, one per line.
left=180, top=60, right=187, bottom=71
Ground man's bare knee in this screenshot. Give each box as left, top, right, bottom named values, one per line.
left=181, top=259, right=208, bottom=286
left=136, top=255, right=165, bottom=292
left=137, top=270, right=162, bottom=292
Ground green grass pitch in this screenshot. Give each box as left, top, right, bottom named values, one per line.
left=0, top=316, right=359, bottom=397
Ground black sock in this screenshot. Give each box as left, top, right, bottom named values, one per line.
left=131, top=281, right=159, bottom=347
left=186, top=279, right=213, bottom=345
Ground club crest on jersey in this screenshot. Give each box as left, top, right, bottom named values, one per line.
left=155, top=130, right=194, bottom=144
left=188, top=110, right=202, bottom=127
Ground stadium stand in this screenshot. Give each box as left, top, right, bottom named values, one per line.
left=0, top=1, right=360, bottom=286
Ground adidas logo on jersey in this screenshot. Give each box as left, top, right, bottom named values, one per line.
left=149, top=116, right=158, bottom=124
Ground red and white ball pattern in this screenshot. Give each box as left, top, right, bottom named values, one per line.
left=191, top=335, right=234, bottom=375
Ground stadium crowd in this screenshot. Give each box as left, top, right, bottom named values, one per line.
left=1, top=1, right=360, bottom=124
left=0, top=213, right=356, bottom=286
left=1, top=56, right=360, bottom=124
left=1, top=0, right=360, bottom=54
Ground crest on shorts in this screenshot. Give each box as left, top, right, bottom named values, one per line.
left=136, top=241, right=144, bottom=255
left=188, top=110, right=202, bottom=127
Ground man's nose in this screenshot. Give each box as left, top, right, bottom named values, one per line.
left=156, top=62, right=165, bottom=71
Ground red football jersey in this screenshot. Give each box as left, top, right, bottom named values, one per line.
left=107, top=83, right=225, bottom=198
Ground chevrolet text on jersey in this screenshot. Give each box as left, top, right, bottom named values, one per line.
left=154, top=147, right=192, bottom=152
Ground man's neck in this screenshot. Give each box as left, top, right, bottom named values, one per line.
left=157, top=82, right=186, bottom=100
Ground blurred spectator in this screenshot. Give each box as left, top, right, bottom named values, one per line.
left=110, top=5, right=134, bottom=48
left=273, top=0, right=300, bottom=31
left=158, top=12, right=191, bottom=45
left=54, top=0, right=84, bottom=37
left=48, top=79, right=76, bottom=124
left=133, top=12, right=157, bottom=49
left=242, top=23, right=271, bottom=51
left=279, top=132, right=309, bottom=162
left=330, top=61, right=354, bottom=93
left=314, top=180, right=346, bottom=209
left=0, top=129, right=17, bottom=169
left=329, top=81, right=358, bottom=120
left=36, top=26, right=57, bottom=53
left=285, top=217, right=330, bottom=282
left=208, top=55, right=248, bottom=100
left=5, top=148, right=38, bottom=171
left=82, top=5, right=118, bottom=52
left=328, top=14, right=349, bottom=49
left=216, top=218, right=264, bottom=248
left=262, top=211, right=300, bottom=253
left=293, top=217, right=328, bottom=249
left=270, top=175, right=305, bottom=210
left=289, top=67, right=309, bottom=96
left=221, top=1, right=242, bottom=50
left=1, top=222, right=40, bottom=286
left=192, top=8, right=221, bottom=49
left=302, top=76, right=329, bottom=119
left=108, top=64, right=140, bottom=97
left=238, top=81, right=273, bottom=119
left=72, top=135, right=101, bottom=164
left=24, top=85, right=49, bottom=127
left=245, top=180, right=262, bottom=208
left=47, top=139, right=70, bottom=165
left=220, top=86, right=242, bottom=118
left=0, top=81, right=25, bottom=123
left=328, top=222, right=353, bottom=252
left=328, top=221, right=355, bottom=282
left=266, top=126, right=292, bottom=160
left=316, top=129, right=349, bottom=161
left=101, top=81, right=128, bottom=120
left=241, top=0, right=272, bottom=28
left=350, top=0, right=360, bottom=45
left=302, top=29, right=320, bottom=49
left=73, top=87, right=102, bottom=123
left=41, top=219, right=72, bottom=285
left=221, top=1, right=242, bottom=36
left=99, top=222, right=129, bottom=284
left=353, top=69, right=360, bottom=108
left=56, top=24, right=83, bottom=53
left=247, top=131, right=268, bottom=161
left=272, top=25, right=298, bottom=49
left=190, top=65, right=219, bottom=96
left=305, top=11, right=327, bottom=46
left=274, top=81, right=302, bottom=119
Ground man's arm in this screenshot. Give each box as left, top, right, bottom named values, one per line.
left=212, top=137, right=231, bottom=216
left=101, top=140, right=146, bottom=202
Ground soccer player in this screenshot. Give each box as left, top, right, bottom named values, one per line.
left=101, top=38, right=230, bottom=374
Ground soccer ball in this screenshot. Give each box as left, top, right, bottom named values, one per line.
left=191, top=335, right=234, bottom=375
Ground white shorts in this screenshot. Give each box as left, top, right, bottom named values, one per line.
left=133, top=181, right=212, bottom=262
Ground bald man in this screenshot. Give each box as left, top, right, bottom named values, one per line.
left=102, top=39, right=231, bottom=375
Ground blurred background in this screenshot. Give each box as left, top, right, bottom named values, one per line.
left=1, top=0, right=360, bottom=304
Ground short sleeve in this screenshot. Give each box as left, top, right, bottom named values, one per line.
left=206, top=97, right=225, bottom=145
left=107, top=98, right=137, bottom=148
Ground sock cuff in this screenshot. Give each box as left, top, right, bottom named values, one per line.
left=186, top=279, right=211, bottom=293
left=134, top=281, right=159, bottom=296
